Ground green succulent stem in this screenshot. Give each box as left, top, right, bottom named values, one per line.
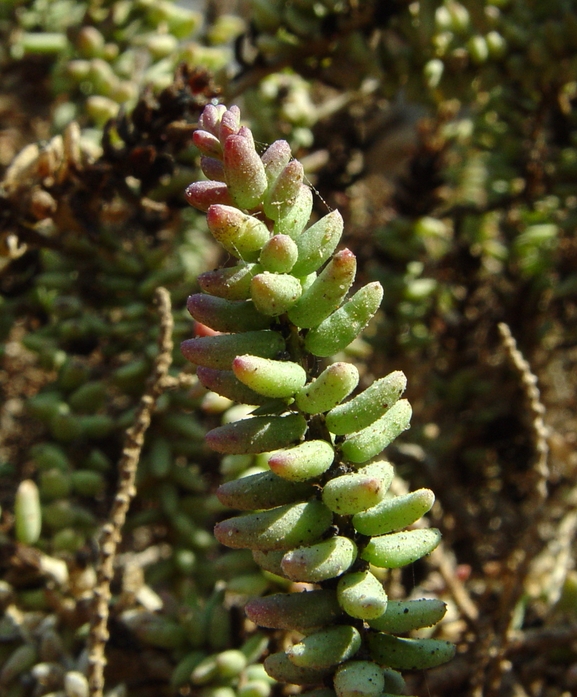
left=183, top=103, right=453, bottom=694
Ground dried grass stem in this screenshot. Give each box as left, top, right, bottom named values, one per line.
left=87, top=287, right=174, bottom=697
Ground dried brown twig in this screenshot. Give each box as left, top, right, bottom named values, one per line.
left=498, top=322, right=550, bottom=502
left=430, top=544, right=479, bottom=625
left=474, top=323, right=551, bottom=697
left=87, top=287, right=176, bottom=697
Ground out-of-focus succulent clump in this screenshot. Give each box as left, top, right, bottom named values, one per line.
left=1, top=0, right=245, bottom=132
left=243, top=72, right=317, bottom=151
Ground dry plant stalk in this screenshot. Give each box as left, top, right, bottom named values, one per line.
left=498, top=322, right=549, bottom=502
left=87, top=287, right=174, bottom=697
left=476, top=323, right=552, bottom=697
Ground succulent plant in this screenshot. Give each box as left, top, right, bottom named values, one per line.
left=3, top=1, right=576, bottom=696
left=183, top=103, right=454, bottom=694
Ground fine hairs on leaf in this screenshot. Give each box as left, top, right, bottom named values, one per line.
left=183, top=104, right=454, bottom=695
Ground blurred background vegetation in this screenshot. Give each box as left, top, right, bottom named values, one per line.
left=1, top=1, right=576, bottom=696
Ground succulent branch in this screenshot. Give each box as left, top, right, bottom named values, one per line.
left=183, top=104, right=455, bottom=696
